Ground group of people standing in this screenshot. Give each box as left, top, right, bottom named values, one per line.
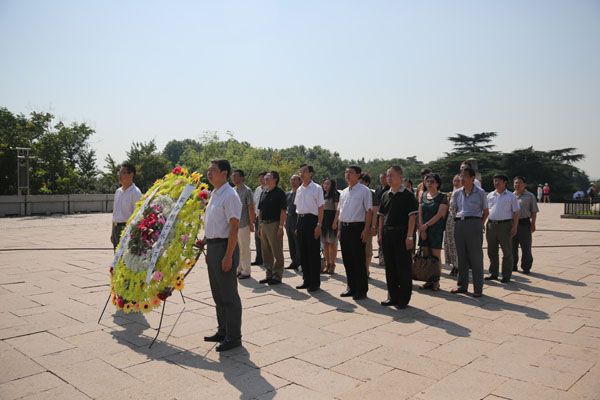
left=111, top=158, right=541, bottom=351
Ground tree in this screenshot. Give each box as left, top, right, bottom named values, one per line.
left=447, top=132, right=498, bottom=154
left=162, top=139, right=203, bottom=167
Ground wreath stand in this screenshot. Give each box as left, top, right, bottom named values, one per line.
left=98, top=252, right=201, bottom=348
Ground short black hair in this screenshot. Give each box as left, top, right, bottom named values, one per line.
left=210, top=158, right=231, bottom=178
left=121, top=163, right=136, bottom=177
left=347, top=165, right=362, bottom=175
left=513, top=175, right=527, bottom=183
left=389, top=165, right=403, bottom=174
left=359, top=172, right=371, bottom=185
left=493, top=173, right=509, bottom=183
left=461, top=167, right=476, bottom=178
left=461, top=160, right=473, bottom=168
left=300, top=163, right=314, bottom=174
left=425, top=173, right=442, bottom=188
left=420, top=168, right=432, bottom=176
left=258, top=171, right=268, bottom=177
left=232, top=169, right=245, bottom=178
left=268, top=171, right=280, bottom=185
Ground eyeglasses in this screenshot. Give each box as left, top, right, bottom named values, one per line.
left=425, top=179, right=436, bottom=183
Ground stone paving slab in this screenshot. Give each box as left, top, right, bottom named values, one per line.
left=0, top=203, right=599, bottom=399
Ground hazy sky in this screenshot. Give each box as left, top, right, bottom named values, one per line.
left=1, top=0, right=599, bottom=177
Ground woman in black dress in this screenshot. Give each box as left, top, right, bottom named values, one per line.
left=321, top=178, right=339, bottom=274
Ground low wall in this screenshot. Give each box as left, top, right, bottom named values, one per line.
left=0, top=194, right=115, bottom=217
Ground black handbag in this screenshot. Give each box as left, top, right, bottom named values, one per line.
left=412, top=246, right=440, bottom=282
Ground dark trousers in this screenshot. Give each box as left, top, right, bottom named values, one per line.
left=512, top=219, right=533, bottom=271
left=286, top=213, right=301, bottom=266
left=297, top=214, right=321, bottom=288
left=486, top=221, right=514, bottom=279
left=253, top=217, right=263, bottom=264
left=340, top=223, right=368, bottom=295
left=382, top=227, right=412, bottom=305
left=454, top=218, right=484, bottom=294
left=111, top=224, right=126, bottom=252
left=207, top=241, right=242, bottom=341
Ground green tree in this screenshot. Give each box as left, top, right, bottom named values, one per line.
left=447, top=132, right=498, bottom=154
left=162, top=139, right=203, bottom=167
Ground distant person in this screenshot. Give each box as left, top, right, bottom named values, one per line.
left=450, top=166, right=489, bottom=297
left=415, top=168, right=432, bottom=202
left=285, top=175, right=301, bottom=270
left=417, top=173, right=448, bottom=291
left=537, top=184, right=543, bottom=202
left=377, top=165, right=418, bottom=308
left=512, top=176, right=539, bottom=274
left=295, top=164, right=325, bottom=292
left=111, top=163, right=142, bottom=251
left=321, top=178, right=339, bottom=274
left=338, top=165, right=373, bottom=300
left=232, top=169, right=255, bottom=280
left=252, top=172, right=267, bottom=266
left=203, top=158, right=243, bottom=352
left=257, top=171, right=287, bottom=285
left=460, top=161, right=482, bottom=189
left=588, top=183, right=596, bottom=199
left=543, top=183, right=550, bottom=203
left=444, top=174, right=462, bottom=276
left=402, top=178, right=414, bottom=193
left=374, top=173, right=390, bottom=266
left=359, top=172, right=377, bottom=277
left=484, top=173, right=520, bottom=283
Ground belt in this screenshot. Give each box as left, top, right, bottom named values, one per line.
left=261, top=220, right=278, bottom=224
left=341, top=222, right=364, bottom=227
left=519, top=218, right=531, bottom=222
left=206, top=238, right=228, bottom=244
left=298, top=213, right=317, bottom=218
left=112, top=222, right=126, bottom=227
left=488, top=219, right=512, bottom=224
left=454, top=216, right=481, bottom=221
left=383, top=225, right=407, bottom=231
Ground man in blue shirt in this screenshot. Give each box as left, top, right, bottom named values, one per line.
left=450, top=167, right=489, bottom=297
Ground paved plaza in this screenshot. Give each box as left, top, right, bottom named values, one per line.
left=0, top=203, right=599, bottom=399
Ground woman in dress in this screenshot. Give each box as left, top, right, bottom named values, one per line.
left=417, top=173, right=449, bottom=291
left=321, top=178, right=339, bottom=274
left=444, top=174, right=461, bottom=276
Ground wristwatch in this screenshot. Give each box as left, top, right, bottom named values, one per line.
left=407, top=237, right=414, bottom=241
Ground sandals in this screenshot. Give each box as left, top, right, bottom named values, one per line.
left=327, top=263, right=336, bottom=274
left=419, top=282, right=434, bottom=290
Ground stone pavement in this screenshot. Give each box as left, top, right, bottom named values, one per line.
left=0, top=203, right=599, bottom=400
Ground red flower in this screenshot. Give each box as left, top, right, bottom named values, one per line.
left=195, top=239, right=204, bottom=250
left=117, top=297, right=124, bottom=308
left=157, top=291, right=169, bottom=300
left=198, top=190, right=208, bottom=200
left=172, top=166, right=182, bottom=175
left=109, top=266, right=114, bottom=275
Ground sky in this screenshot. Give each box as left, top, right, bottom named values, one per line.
left=1, top=0, right=599, bottom=177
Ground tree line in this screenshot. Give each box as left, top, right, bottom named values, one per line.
left=0, top=107, right=593, bottom=200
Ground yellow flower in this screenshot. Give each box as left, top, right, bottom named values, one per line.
left=123, top=302, right=133, bottom=314
left=190, top=172, right=201, bottom=184
left=198, top=183, right=208, bottom=192
left=181, top=168, right=188, bottom=176
left=174, top=280, right=184, bottom=291
left=140, top=301, right=151, bottom=313
left=111, top=294, right=116, bottom=305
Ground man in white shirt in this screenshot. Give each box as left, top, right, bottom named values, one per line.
left=232, top=169, right=255, bottom=279
left=204, top=158, right=243, bottom=352
left=294, top=164, right=324, bottom=292
left=252, top=172, right=267, bottom=266
left=337, top=165, right=373, bottom=300
left=111, top=163, right=142, bottom=251
left=484, top=173, right=520, bottom=283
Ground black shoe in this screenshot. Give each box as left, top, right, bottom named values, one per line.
left=268, top=279, right=281, bottom=285
left=501, top=277, right=510, bottom=283
left=353, top=293, right=367, bottom=300
left=380, top=299, right=398, bottom=306
left=296, top=283, right=310, bottom=289
left=340, top=290, right=354, bottom=297
left=259, top=278, right=270, bottom=284
left=284, top=263, right=298, bottom=270
left=484, top=275, right=499, bottom=281
left=395, top=303, right=408, bottom=309
left=204, top=332, right=226, bottom=342
left=251, top=261, right=262, bottom=266
left=216, top=339, right=241, bottom=352
left=307, top=286, right=320, bottom=292
left=522, top=269, right=531, bottom=274
left=512, top=266, right=518, bottom=271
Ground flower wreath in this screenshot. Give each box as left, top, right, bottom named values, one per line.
left=109, top=166, right=209, bottom=313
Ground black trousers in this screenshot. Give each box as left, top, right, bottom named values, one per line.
left=382, top=227, right=412, bottom=305
left=512, top=219, right=533, bottom=271
left=111, top=224, right=126, bottom=252
left=286, top=213, right=301, bottom=266
left=297, top=214, right=321, bottom=288
left=253, top=217, right=263, bottom=264
left=340, top=223, right=368, bottom=295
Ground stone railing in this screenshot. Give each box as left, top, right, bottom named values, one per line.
left=0, top=194, right=115, bottom=217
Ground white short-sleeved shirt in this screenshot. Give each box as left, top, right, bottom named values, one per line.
left=338, top=183, right=373, bottom=223
left=205, top=183, right=242, bottom=239
left=253, top=185, right=264, bottom=216
left=487, top=189, right=520, bottom=221
left=294, top=181, right=325, bottom=216
left=112, top=184, right=142, bottom=223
